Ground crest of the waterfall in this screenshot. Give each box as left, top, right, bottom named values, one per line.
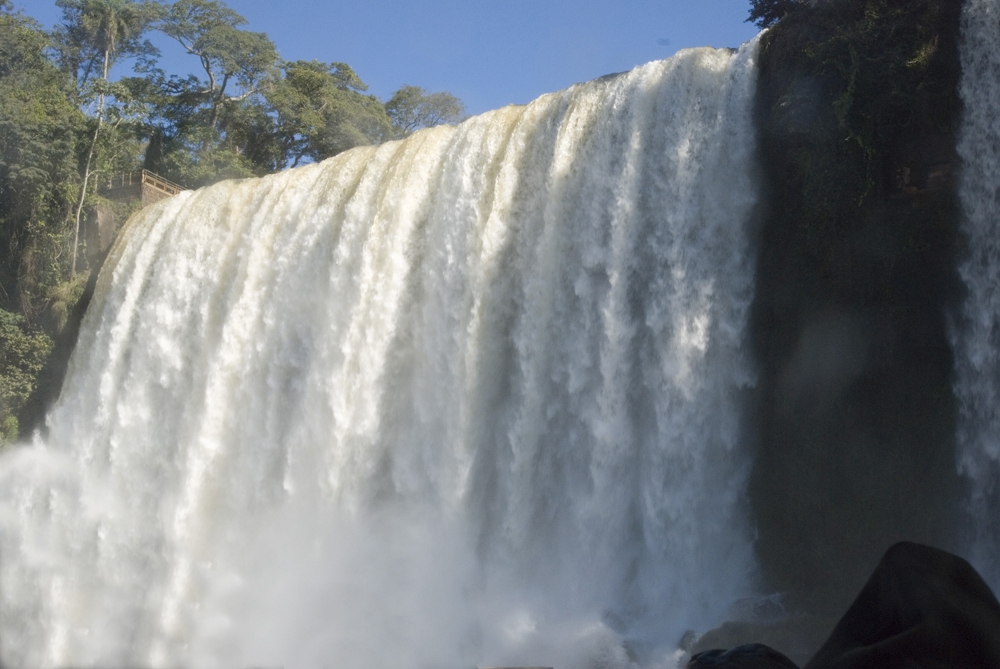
left=954, top=0, right=1000, bottom=592
left=0, top=39, right=761, bottom=669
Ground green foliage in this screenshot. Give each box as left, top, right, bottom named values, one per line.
left=161, top=0, right=278, bottom=130
left=0, top=3, right=82, bottom=315
left=0, top=415, right=17, bottom=445
left=161, top=132, right=258, bottom=187
left=56, top=0, right=165, bottom=275
left=54, top=0, right=164, bottom=94
left=267, top=60, right=393, bottom=166
left=385, top=85, right=466, bottom=138
left=141, top=0, right=279, bottom=183
left=748, top=0, right=807, bottom=28
left=44, top=272, right=88, bottom=334
left=142, top=0, right=466, bottom=185
left=0, top=309, right=53, bottom=446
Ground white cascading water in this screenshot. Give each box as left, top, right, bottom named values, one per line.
left=0, top=41, right=761, bottom=669
left=954, top=0, right=1000, bottom=592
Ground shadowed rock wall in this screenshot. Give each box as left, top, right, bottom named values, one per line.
left=749, top=0, right=966, bottom=613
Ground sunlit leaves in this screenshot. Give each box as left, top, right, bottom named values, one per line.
left=385, top=85, right=466, bottom=137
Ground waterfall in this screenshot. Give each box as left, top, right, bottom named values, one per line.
left=954, top=0, right=1000, bottom=591
left=0, top=40, right=760, bottom=669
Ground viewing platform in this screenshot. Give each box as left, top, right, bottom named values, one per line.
left=101, top=169, right=186, bottom=208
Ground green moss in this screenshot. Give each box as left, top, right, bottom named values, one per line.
left=45, top=272, right=88, bottom=335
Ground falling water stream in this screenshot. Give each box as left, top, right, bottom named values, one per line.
left=953, top=0, right=1000, bottom=592
left=4, top=8, right=1000, bottom=666
left=0, top=41, right=762, bottom=669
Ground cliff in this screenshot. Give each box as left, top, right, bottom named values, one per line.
left=748, top=0, right=966, bottom=613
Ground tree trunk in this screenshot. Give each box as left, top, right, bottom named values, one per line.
left=202, top=74, right=228, bottom=152
left=70, top=49, right=110, bottom=277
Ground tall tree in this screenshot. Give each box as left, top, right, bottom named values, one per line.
left=385, top=85, right=466, bottom=138
left=267, top=60, right=393, bottom=167
left=56, top=0, right=162, bottom=275
left=160, top=0, right=277, bottom=135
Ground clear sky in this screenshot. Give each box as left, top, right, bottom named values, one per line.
left=18, top=0, right=761, bottom=116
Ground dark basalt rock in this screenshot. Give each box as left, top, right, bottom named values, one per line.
left=804, top=542, right=1000, bottom=669
left=688, top=542, right=1000, bottom=669
left=689, top=643, right=799, bottom=669
left=689, top=614, right=837, bottom=666
left=748, top=0, right=966, bottom=614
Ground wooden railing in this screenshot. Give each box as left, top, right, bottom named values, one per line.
left=103, top=169, right=185, bottom=197
left=140, top=169, right=184, bottom=196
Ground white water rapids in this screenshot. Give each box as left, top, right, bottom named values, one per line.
left=954, top=0, right=1000, bottom=592
left=0, top=43, right=761, bottom=668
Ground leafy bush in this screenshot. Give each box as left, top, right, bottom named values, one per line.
left=0, top=308, right=52, bottom=446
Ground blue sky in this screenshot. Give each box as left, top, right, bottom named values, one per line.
left=19, top=0, right=760, bottom=116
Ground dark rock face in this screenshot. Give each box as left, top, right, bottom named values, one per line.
left=748, top=0, right=966, bottom=613
left=84, top=203, right=118, bottom=266
left=689, top=543, right=1000, bottom=669
left=805, top=542, right=1000, bottom=669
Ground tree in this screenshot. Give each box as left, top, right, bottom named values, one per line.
left=267, top=60, right=393, bottom=167
left=0, top=2, right=82, bottom=314
left=385, top=85, right=465, bottom=138
left=747, top=0, right=807, bottom=28
left=55, top=0, right=162, bottom=95
left=141, top=0, right=281, bottom=186
left=160, top=0, right=278, bottom=134
left=56, top=0, right=163, bottom=275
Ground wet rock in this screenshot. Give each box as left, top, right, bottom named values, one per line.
left=690, top=615, right=835, bottom=667
left=689, top=643, right=799, bottom=669
left=803, top=542, right=1000, bottom=669
left=689, top=543, right=1000, bottom=669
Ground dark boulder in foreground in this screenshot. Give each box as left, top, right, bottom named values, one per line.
left=690, top=643, right=799, bottom=669
left=689, top=542, right=1000, bottom=669
left=687, top=614, right=837, bottom=666
left=805, top=542, right=1000, bottom=669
